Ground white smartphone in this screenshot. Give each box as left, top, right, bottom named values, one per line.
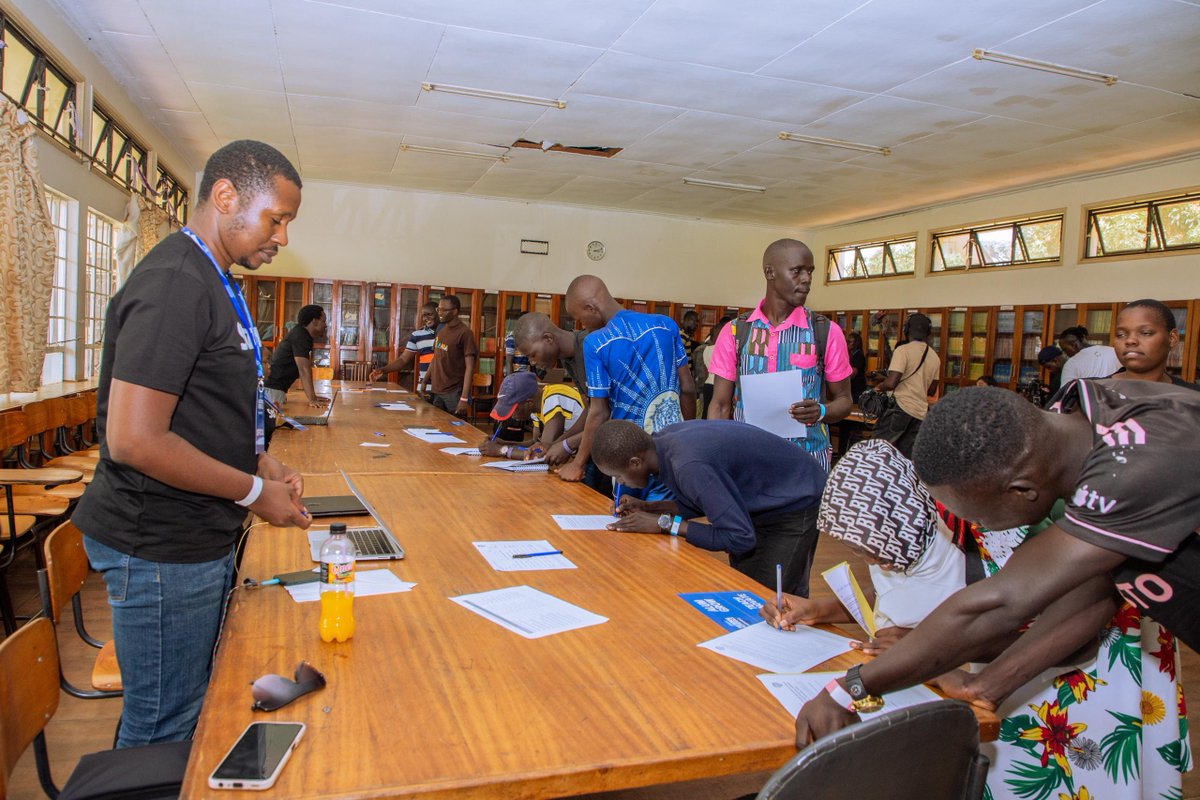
left=208, top=721, right=305, bottom=791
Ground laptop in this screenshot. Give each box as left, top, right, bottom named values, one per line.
left=303, top=494, right=369, bottom=517
left=307, top=469, right=405, bottom=561
left=291, top=390, right=338, bottom=426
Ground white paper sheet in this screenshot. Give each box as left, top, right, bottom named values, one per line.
left=284, top=569, right=416, bottom=603
left=472, top=540, right=576, bottom=571
left=378, top=402, right=414, bottom=411
left=756, top=672, right=941, bottom=718
left=822, top=561, right=876, bottom=637
left=402, top=428, right=466, bottom=444
left=359, top=442, right=391, bottom=448
left=698, top=621, right=853, bottom=673
left=441, top=447, right=483, bottom=456
left=480, top=457, right=549, bottom=472
left=450, top=585, right=607, bottom=639
left=551, top=514, right=619, bottom=530
left=738, top=370, right=808, bottom=439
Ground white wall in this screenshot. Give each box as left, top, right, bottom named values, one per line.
left=260, top=181, right=806, bottom=307
left=808, top=156, right=1200, bottom=312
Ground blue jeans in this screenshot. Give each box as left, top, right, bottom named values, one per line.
left=83, top=536, right=236, bottom=747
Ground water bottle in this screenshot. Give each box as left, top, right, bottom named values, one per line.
left=318, top=523, right=356, bottom=642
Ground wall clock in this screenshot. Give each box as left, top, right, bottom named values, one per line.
left=586, top=241, right=606, bottom=261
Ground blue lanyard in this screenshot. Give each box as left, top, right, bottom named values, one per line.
left=180, top=227, right=263, bottom=379
left=181, top=227, right=267, bottom=454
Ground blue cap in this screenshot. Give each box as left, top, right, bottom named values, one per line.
left=490, top=371, right=539, bottom=421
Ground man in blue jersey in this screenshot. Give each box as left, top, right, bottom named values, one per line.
left=557, top=274, right=696, bottom=499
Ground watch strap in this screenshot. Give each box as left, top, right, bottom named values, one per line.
left=824, top=679, right=856, bottom=712
left=845, top=664, right=869, bottom=700
left=669, top=516, right=683, bottom=536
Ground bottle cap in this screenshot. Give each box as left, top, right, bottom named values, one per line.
left=330, top=523, right=347, bottom=535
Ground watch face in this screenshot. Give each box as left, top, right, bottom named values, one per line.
left=586, top=241, right=605, bottom=261
left=657, top=514, right=671, bottom=530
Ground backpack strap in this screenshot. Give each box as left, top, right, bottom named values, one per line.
left=811, top=310, right=830, bottom=402
left=731, top=313, right=751, bottom=402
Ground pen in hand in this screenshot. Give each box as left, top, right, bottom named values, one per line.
left=613, top=483, right=623, bottom=516
left=775, top=563, right=783, bottom=631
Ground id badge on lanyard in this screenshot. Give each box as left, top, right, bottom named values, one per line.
left=181, top=227, right=266, bottom=454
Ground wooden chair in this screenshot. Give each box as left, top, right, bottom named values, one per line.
left=0, top=618, right=190, bottom=800
left=468, top=373, right=496, bottom=424
left=340, top=360, right=373, bottom=382
left=38, top=520, right=122, bottom=698
left=752, top=700, right=988, bottom=800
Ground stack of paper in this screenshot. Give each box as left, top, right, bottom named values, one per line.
left=283, top=569, right=416, bottom=603
left=376, top=402, right=414, bottom=411
left=822, top=562, right=876, bottom=637
left=698, top=621, right=853, bottom=673
left=402, top=427, right=466, bottom=444
left=756, top=672, right=941, bottom=717
left=450, top=585, right=606, bottom=639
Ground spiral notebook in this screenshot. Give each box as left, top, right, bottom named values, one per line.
left=480, top=457, right=549, bottom=473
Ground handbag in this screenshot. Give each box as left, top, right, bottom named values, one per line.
left=857, top=344, right=931, bottom=421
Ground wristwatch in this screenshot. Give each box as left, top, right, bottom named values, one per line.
left=657, top=514, right=672, bottom=533
left=844, top=664, right=885, bottom=713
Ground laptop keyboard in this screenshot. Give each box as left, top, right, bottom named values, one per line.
left=348, top=528, right=393, bottom=556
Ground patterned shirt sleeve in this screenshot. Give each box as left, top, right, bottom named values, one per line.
left=708, top=320, right=739, bottom=382
left=821, top=319, right=853, bottom=382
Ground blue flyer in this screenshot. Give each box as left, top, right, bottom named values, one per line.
left=679, top=591, right=765, bottom=631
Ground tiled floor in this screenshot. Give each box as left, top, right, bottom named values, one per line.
left=4, top=538, right=1197, bottom=799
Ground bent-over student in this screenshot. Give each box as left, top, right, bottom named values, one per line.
left=479, top=371, right=584, bottom=458
left=593, top=418, right=825, bottom=596
left=263, top=304, right=330, bottom=408
left=788, top=383, right=1200, bottom=748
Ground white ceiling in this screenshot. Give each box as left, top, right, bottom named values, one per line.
left=52, top=0, right=1200, bottom=227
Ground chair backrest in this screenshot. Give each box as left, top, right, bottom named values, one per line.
left=341, top=361, right=372, bottom=382
left=42, top=521, right=89, bottom=624
left=0, top=618, right=61, bottom=798
left=472, top=373, right=492, bottom=391
left=0, top=410, right=29, bottom=452
left=757, top=700, right=988, bottom=800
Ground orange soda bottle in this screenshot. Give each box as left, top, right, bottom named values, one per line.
left=318, top=523, right=356, bottom=642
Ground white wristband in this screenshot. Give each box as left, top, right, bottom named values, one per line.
left=824, top=679, right=856, bottom=712
left=236, top=475, right=264, bottom=508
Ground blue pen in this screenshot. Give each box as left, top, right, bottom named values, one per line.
left=775, top=563, right=784, bottom=630
left=613, top=483, right=623, bottom=516
left=490, top=427, right=502, bottom=442
left=512, top=550, right=563, bottom=559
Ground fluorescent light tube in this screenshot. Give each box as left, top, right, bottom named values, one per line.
left=681, top=177, right=766, bottom=193
left=972, top=49, right=1117, bottom=86
left=399, top=144, right=509, bottom=163
left=777, top=132, right=891, bottom=156
left=422, top=82, right=566, bottom=109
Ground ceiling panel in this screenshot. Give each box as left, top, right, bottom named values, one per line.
left=186, top=83, right=294, bottom=143
left=273, top=0, right=443, bottom=105
left=424, top=27, right=603, bottom=99
left=522, top=94, right=685, bottom=150
left=616, top=111, right=783, bottom=170
left=572, top=52, right=868, bottom=127
left=293, top=125, right=402, bottom=171
left=467, top=166, right=577, bottom=200
left=543, top=176, right=666, bottom=205
left=611, top=0, right=853, bottom=73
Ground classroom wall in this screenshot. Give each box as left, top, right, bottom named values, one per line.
left=262, top=181, right=805, bottom=307
left=807, top=155, right=1200, bottom=312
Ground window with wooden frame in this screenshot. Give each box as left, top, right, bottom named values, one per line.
left=0, top=16, right=77, bottom=149
left=931, top=214, right=1062, bottom=272
left=1084, top=190, right=1200, bottom=258
left=826, top=236, right=916, bottom=282
left=154, top=164, right=190, bottom=225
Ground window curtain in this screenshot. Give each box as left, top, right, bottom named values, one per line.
left=0, top=96, right=56, bottom=393
left=116, top=193, right=169, bottom=283
left=136, top=194, right=168, bottom=260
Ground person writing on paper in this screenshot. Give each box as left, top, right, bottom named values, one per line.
left=593, top=419, right=824, bottom=595
left=706, top=239, right=853, bottom=472
left=479, top=372, right=584, bottom=458
left=789, top=385, right=1200, bottom=757
left=761, top=440, right=965, bottom=649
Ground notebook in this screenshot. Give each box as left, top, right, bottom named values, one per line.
left=480, top=457, right=550, bottom=473
left=291, top=390, right=338, bottom=426
left=307, top=469, right=405, bottom=561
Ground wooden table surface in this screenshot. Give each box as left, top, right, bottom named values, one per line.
left=0, top=378, right=97, bottom=411
left=182, top=393, right=996, bottom=799
left=268, top=382, right=491, bottom=475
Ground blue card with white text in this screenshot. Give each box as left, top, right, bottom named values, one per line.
left=679, top=591, right=765, bottom=631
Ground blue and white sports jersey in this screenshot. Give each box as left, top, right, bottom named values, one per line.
left=584, top=310, right=687, bottom=432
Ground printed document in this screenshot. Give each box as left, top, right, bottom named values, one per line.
left=757, top=672, right=940, bottom=717
left=551, top=514, right=619, bottom=530
left=473, top=540, right=576, bottom=571
left=698, top=621, right=852, bottom=673
left=738, top=370, right=808, bottom=439
left=450, top=585, right=607, bottom=639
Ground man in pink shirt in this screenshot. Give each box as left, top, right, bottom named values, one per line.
left=708, top=238, right=854, bottom=473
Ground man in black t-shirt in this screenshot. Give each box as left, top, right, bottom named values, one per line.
left=788, top=382, right=1199, bottom=745
left=73, top=141, right=310, bottom=748
left=264, top=303, right=330, bottom=408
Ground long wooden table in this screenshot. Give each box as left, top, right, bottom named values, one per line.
left=182, top=391, right=996, bottom=799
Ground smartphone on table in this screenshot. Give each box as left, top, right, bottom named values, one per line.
left=208, top=721, right=305, bottom=790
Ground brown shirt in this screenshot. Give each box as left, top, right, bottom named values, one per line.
left=427, top=321, right=479, bottom=394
